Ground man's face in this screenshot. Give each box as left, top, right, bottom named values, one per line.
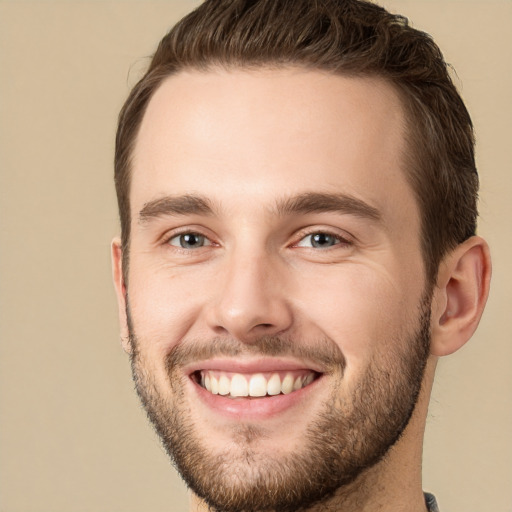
left=119, top=68, right=431, bottom=511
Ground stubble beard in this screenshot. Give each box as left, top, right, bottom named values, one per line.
left=127, top=298, right=431, bottom=512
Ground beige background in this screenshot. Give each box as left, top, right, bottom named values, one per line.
left=0, top=1, right=510, bottom=511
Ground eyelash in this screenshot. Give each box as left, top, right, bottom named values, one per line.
left=163, top=228, right=352, bottom=252
left=164, top=230, right=215, bottom=252
left=293, top=230, right=352, bottom=249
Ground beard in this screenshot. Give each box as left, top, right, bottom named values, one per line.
left=127, top=296, right=431, bottom=512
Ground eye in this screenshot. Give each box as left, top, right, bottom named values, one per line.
left=296, top=232, right=346, bottom=249
left=168, top=232, right=211, bottom=249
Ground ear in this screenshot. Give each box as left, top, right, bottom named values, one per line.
left=111, top=238, right=132, bottom=354
left=430, top=236, right=491, bottom=356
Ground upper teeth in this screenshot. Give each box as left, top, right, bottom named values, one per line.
left=200, top=371, right=315, bottom=398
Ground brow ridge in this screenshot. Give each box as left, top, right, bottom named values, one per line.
left=274, top=192, right=381, bottom=221
left=138, top=194, right=215, bottom=223
left=137, top=191, right=381, bottom=224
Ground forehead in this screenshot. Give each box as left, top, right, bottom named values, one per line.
left=131, top=67, right=418, bottom=231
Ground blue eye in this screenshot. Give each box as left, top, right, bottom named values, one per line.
left=297, top=232, right=342, bottom=248
left=168, top=233, right=211, bottom=249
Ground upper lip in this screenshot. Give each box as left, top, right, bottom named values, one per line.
left=184, top=357, right=326, bottom=376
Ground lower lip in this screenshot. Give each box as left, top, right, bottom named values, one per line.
left=190, top=375, right=323, bottom=420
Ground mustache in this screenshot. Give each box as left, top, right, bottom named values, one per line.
left=162, top=335, right=347, bottom=375
left=126, top=301, right=345, bottom=373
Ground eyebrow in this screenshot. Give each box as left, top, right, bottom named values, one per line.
left=138, top=194, right=215, bottom=223
left=138, top=191, right=382, bottom=224
left=274, top=192, right=382, bottom=221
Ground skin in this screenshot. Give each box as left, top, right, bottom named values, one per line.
left=112, top=68, right=491, bottom=511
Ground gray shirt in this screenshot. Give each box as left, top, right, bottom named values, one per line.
left=425, top=493, right=440, bottom=512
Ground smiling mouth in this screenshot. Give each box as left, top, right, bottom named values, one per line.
left=193, top=370, right=320, bottom=399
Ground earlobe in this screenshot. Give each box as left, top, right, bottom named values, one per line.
left=430, top=236, right=491, bottom=356
left=111, top=238, right=132, bottom=354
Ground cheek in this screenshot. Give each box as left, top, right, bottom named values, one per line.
left=292, top=262, right=423, bottom=367
left=127, top=259, right=207, bottom=358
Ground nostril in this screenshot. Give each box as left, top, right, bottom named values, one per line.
left=212, top=325, right=230, bottom=335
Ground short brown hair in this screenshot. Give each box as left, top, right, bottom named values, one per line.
left=115, top=0, right=478, bottom=285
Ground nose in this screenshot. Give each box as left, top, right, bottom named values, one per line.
left=206, top=251, right=293, bottom=342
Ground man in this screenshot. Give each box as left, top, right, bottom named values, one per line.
left=111, top=1, right=491, bottom=511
